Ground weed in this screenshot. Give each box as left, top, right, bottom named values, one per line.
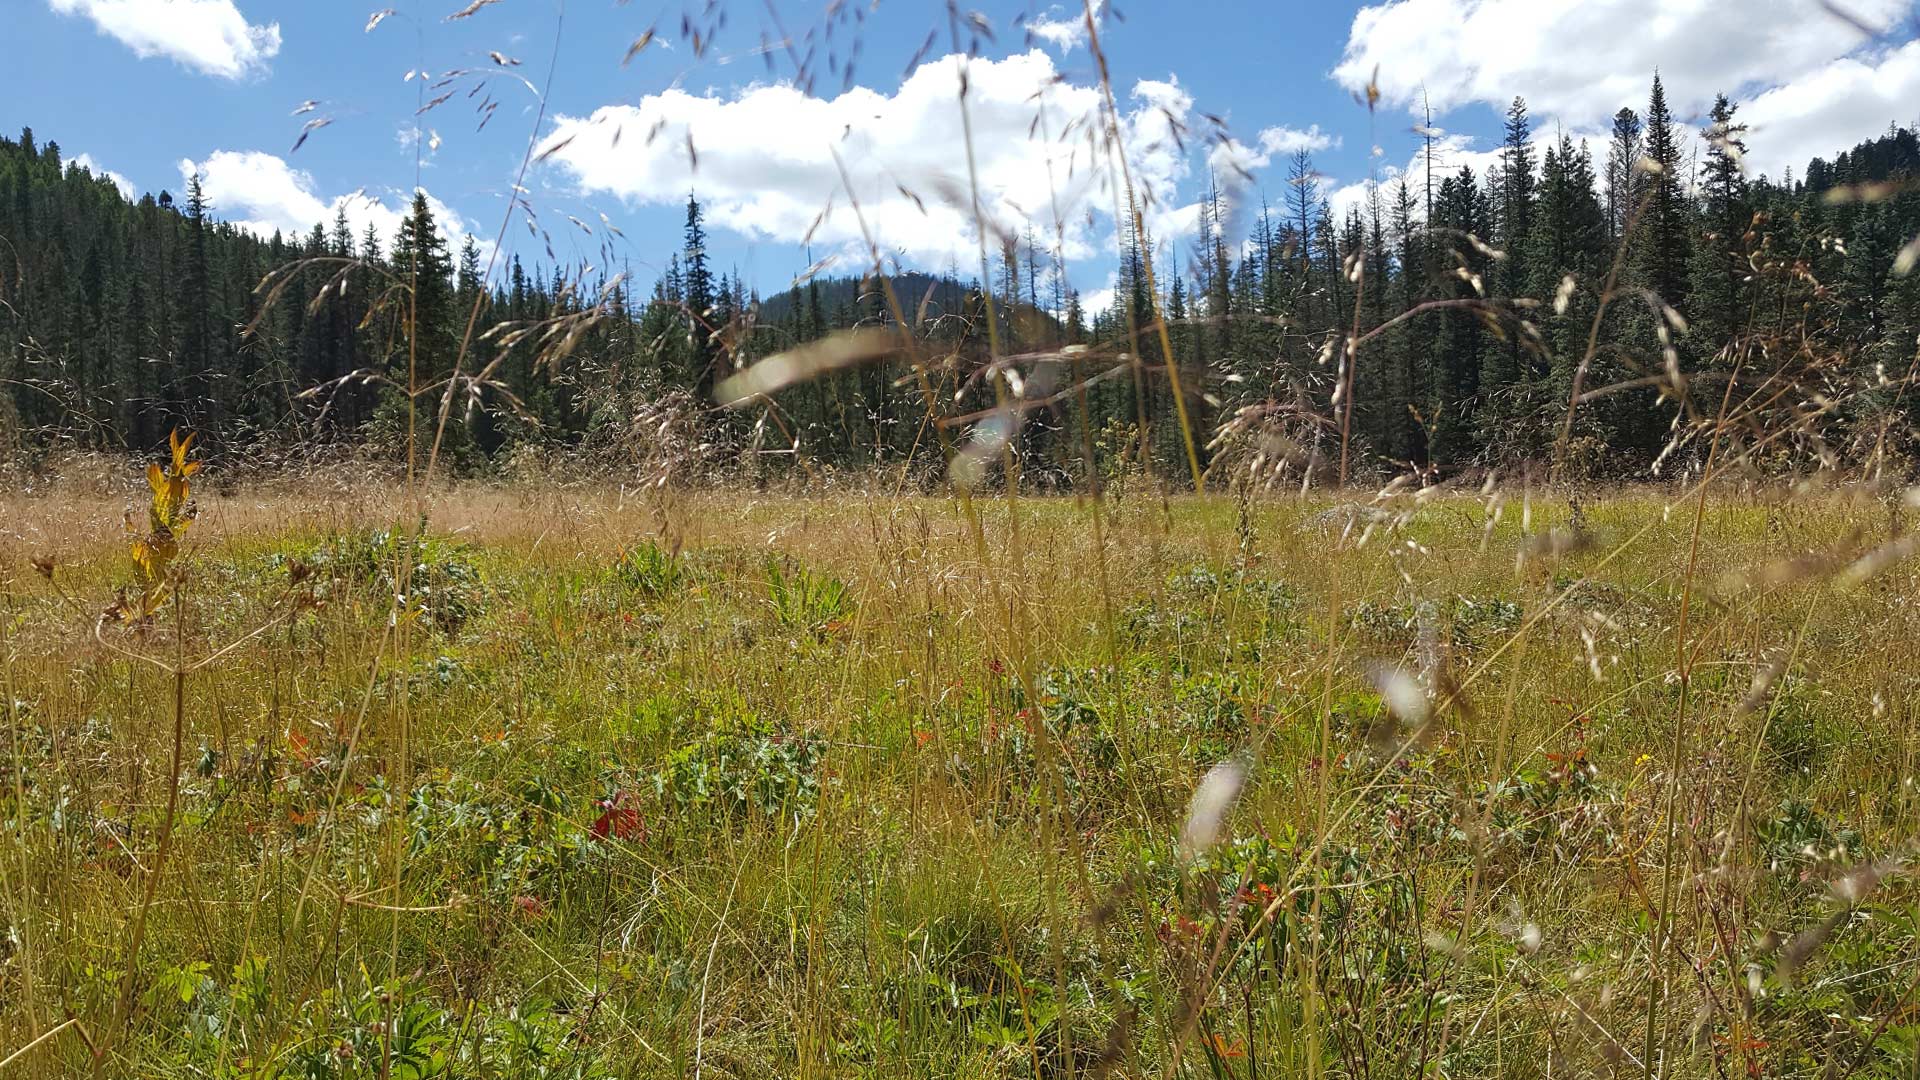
left=763, top=556, right=853, bottom=636
left=613, top=539, right=683, bottom=601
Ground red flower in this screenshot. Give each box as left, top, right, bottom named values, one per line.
left=286, top=729, right=317, bottom=769
left=591, top=791, right=645, bottom=841
left=1207, top=1033, right=1247, bottom=1059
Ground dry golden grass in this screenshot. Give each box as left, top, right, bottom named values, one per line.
left=0, top=472, right=1915, bottom=1077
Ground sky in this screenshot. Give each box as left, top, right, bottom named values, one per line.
left=7, top=0, right=1920, bottom=316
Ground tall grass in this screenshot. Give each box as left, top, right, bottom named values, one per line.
left=4, top=1, right=1920, bottom=1077
left=2, top=480, right=1917, bottom=1076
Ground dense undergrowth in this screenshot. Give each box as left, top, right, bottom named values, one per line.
left=0, top=480, right=1916, bottom=1077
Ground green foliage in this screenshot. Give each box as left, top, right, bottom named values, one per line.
left=1123, top=563, right=1300, bottom=667
left=1347, top=593, right=1522, bottom=648
left=657, top=720, right=827, bottom=819
left=1761, top=676, right=1832, bottom=776
left=613, top=539, right=683, bottom=600
left=1755, top=797, right=1860, bottom=873
left=764, top=557, right=853, bottom=634
left=288, top=527, right=486, bottom=634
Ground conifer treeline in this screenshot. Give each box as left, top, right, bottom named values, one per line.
left=3, top=74, right=1918, bottom=480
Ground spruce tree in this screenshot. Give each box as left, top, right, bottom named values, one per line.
left=1690, top=94, right=1752, bottom=351
left=682, top=194, right=715, bottom=396
left=1498, top=96, right=1537, bottom=295
left=1636, top=75, right=1692, bottom=309
left=179, top=173, right=214, bottom=433
left=1606, top=107, right=1644, bottom=243
left=1528, top=134, right=1608, bottom=413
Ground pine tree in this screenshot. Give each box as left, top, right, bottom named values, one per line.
left=1690, top=94, right=1753, bottom=351
left=1528, top=134, right=1608, bottom=409
left=1605, top=107, right=1644, bottom=243
left=1389, top=178, right=1428, bottom=464
left=682, top=194, right=715, bottom=396
left=1286, top=148, right=1321, bottom=344
left=1498, top=97, right=1537, bottom=296
left=1429, top=166, right=1489, bottom=461
left=1636, top=75, right=1691, bottom=309
left=179, top=173, right=214, bottom=433
left=378, top=192, right=468, bottom=462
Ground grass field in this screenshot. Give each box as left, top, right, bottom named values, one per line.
left=1, top=475, right=1916, bottom=1077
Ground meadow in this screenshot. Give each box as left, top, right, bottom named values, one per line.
left=1, top=463, right=1915, bottom=1078
left=6, top=0, right=1920, bottom=1072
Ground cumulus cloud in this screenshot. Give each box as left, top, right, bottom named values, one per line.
left=1025, top=0, right=1103, bottom=53
left=1331, top=0, right=1920, bottom=184
left=1741, top=39, right=1920, bottom=179
left=536, top=50, right=1209, bottom=270
left=1190, top=125, right=1341, bottom=257
left=1327, top=173, right=1392, bottom=226
left=1259, top=124, right=1340, bottom=156
left=1209, top=125, right=1339, bottom=183
left=180, top=150, right=477, bottom=253
left=1332, top=0, right=1910, bottom=120
left=1081, top=281, right=1117, bottom=318
left=72, top=152, right=136, bottom=199
left=48, top=0, right=281, bottom=79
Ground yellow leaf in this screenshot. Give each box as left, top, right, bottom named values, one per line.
left=169, top=428, right=194, bottom=472
left=131, top=538, right=158, bottom=582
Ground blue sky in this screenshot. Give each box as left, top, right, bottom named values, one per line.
left=8, top=0, right=1919, bottom=312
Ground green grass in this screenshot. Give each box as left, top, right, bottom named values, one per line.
left=0, top=485, right=1915, bottom=1077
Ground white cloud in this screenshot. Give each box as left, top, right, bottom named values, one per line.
left=48, top=0, right=280, bottom=79
left=1327, top=173, right=1392, bottom=227
left=72, top=152, right=135, bottom=199
left=537, top=50, right=1207, bottom=270
left=1741, top=39, right=1920, bottom=179
left=1331, top=0, right=1920, bottom=183
left=180, top=151, right=477, bottom=254
left=1207, top=125, right=1342, bottom=233
left=1332, top=0, right=1911, bottom=122
left=1026, top=0, right=1103, bottom=53
left=1258, top=124, right=1340, bottom=157
left=1207, top=125, right=1337, bottom=180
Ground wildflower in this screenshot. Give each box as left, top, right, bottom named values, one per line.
left=592, top=791, right=645, bottom=841
left=1206, top=1033, right=1246, bottom=1059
